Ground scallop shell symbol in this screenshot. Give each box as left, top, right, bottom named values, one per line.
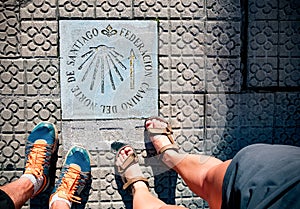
left=78, top=44, right=127, bottom=93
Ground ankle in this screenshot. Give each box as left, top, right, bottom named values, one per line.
left=161, top=150, right=181, bottom=167
left=49, top=193, right=72, bottom=209
left=20, top=174, right=45, bottom=197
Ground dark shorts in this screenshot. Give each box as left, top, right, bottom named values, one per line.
left=221, top=144, right=300, bottom=209
left=0, top=189, right=15, bottom=209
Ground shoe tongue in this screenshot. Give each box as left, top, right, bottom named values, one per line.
left=34, top=139, right=47, bottom=144
left=69, top=163, right=81, bottom=171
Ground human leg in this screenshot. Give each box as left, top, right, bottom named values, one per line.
left=115, top=144, right=186, bottom=209
left=145, top=117, right=231, bottom=209
left=49, top=145, right=92, bottom=209
left=0, top=122, right=58, bottom=209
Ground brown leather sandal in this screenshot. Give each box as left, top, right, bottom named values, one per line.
left=145, top=116, right=179, bottom=155
left=114, top=143, right=149, bottom=190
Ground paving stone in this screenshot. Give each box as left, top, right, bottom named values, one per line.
left=20, top=21, right=58, bottom=57
left=0, top=4, right=20, bottom=57
left=170, top=20, right=205, bottom=56
left=0, top=98, right=26, bottom=132
left=279, top=0, right=300, bottom=20
left=0, top=59, right=25, bottom=95
left=248, top=21, right=278, bottom=57
left=206, top=57, right=242, bottom=92
left=0, top=134, right=24, bottom=170
left=274, top=127, right=300, bottom=146
left=207, top=0, right=241, bottom=20
left=0, top=171, right=22, bottom=185
left=20, top=0, right=57, bottom=19
left=96, top=0, right=132, bottom=19
left=247, top=57, right=278, bottom=87
left=206, top=94, right=239, bottom=127
left=275, top=92, right=300, bottom=127
left=205, top=21, right=241, bottom=56
left=175, top=196, right=204, bottom=208
left=238, top=126, right=273, bottom=148
left=239, top=93, right=274, bottom=126
left=279, top=21, right=300, bottom=57
left=25, top=58, right=60, bottom=96
left=170, top=56, right=205, bottom=93
left=248, top=0, right=278, bottom=20
left=169, top=0, right=204, bottom=19
left=279, top=58, right=300, bottom=87
left=169, top=94, right=204, bottom=128
left=25, top=98, right=61, bottom=125
left=206, top=126, right=240, bottom=160
left=158, top=20, right=170, bottom=56
left=134, top=0, right=169, bottom=18
left=59, top=0, right=95, bottom=18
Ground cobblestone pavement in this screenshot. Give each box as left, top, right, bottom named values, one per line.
left=0, top=0, right=299, bottom=209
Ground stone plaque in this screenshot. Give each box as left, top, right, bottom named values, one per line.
left=59, top=20, right=158, bottom=119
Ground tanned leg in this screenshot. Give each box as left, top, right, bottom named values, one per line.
left=0, top=178, right=33, bottom=209
left=145, top=118, right=231, bottom=209
left=117, top=147, right=186, bottom=209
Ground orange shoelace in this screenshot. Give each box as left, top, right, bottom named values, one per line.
left=25, top=140, right=48, bottom=176
left=56, top=164, right=82, bottom=204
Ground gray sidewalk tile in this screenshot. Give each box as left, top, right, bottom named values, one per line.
left=0, top=134, right=25, bottom=170
left=248, top=21, right=278, bottom=57
left=0, top=59, right=25, bottom=95
left=206, top=57, right=242, bottom=93
left=239, top=93, right=274, bottom=126
left=0, top=98, right=26, bottom=132
left=0, top=5, right=20, bottom=58
left=247, top=57, right=278, bottom=87
left=170, top=20, right=205, bottom=56
left=170, top=56, right=205, bottom=93
left=248, top=0, right=278, bottom=20
left=205, top=21, right=241, bottom=56
left=206, top=94, right=239, bottom=127
left=25, top=58, right=59, bottom=96
left=169, top=94, right=204, bottom=128
left=58, top=0, right=95, bottom=18
left=20, top=21, right=58, bottom=57
left=274, top=127, right=300, bottom=146
left=96, top=0, right=132, bottom=19
left=279, top=58, right=300, bottom=87
left=279, top=0, right=300, bottom=20
left=169, top=0, right=204, bottom=19
left=207, top=0, right=241, bottom=20
left=20, top=0, right=57, bottom=20
left=279, top=21, right=300, bottom=57
left=275, top=92, right=300, bottom=127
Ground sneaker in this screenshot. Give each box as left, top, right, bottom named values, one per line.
left=49, top=145, right=92, bottom=208
left=24, top=122, right=58, bottom=196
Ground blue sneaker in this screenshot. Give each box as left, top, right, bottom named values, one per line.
left=50, top=145, right=92, bottom=207
left=24, top=122, right=58, bottom=196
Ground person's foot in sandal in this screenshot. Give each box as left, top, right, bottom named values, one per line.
left=115, top=144, right=149, bottom=193
left=145, top=117, right=187, bottom=168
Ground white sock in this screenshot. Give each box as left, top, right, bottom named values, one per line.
left=21, top=174, right=45, bottom=196
left=49, top=193, right=72, bottom=208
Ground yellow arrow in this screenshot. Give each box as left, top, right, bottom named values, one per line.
left=129, top=49, right=135, bottom=89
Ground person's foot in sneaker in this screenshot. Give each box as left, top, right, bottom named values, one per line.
left=21, top=122, right=58, bottom=197
left=49, top=145, right=92, bottom=209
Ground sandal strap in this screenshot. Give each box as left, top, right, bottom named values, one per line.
left=123, top=177, right=149, bottom=190
left=158, top=144, right=179, bottom=154
left=146, top=117, right=179, bottom=154
left=117, top=145, right=138, bottom=174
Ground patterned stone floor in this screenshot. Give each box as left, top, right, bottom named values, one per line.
left=0, top=0, right=299, bottom=209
